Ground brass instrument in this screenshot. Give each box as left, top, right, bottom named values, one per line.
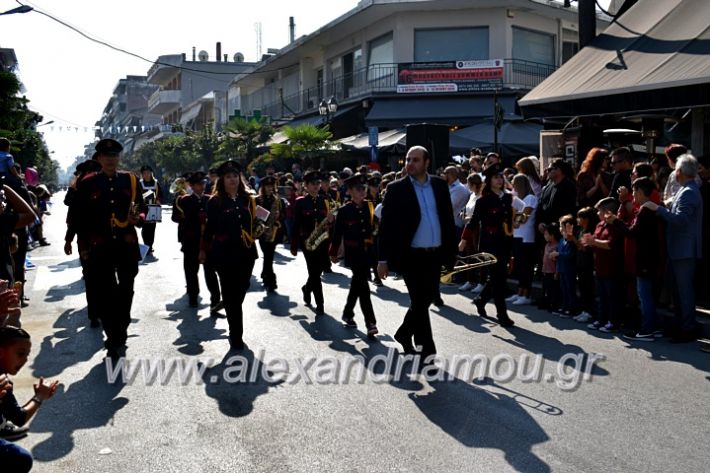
left=305, top=199, right=338, bottom=251
left=170, top=177, right=188, bottom=195
left=264, top=195, right=282, bottom=243
left=440, top=252, right=498, bottom=284
left=513, top=210, right=528, bottom=228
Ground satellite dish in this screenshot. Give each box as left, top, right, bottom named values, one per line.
left=234, top=52, right=244, bottom=63
left=198, top=50, right=209, bottom=62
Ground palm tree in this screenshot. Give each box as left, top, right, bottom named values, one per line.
left=272, top=124, right=334, bottom=169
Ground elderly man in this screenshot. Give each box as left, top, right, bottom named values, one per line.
left=642, top=154, right=703, bottom=343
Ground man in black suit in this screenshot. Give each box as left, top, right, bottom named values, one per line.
left=377, top=146, right=456, bottom=359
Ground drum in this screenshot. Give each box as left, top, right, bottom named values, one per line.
left=145, top=204, right=162, bottom=222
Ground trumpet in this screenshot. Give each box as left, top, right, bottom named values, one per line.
left=170, top=177, right=188, bottom=195
left=440, top=252, right=498, bottom=284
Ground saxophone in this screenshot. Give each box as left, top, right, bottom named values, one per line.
left=264, top=195, right=282, bottom=243
left=305, top=199, right=337, bottom=251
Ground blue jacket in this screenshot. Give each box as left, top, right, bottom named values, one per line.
left=657, top=180, right=703, bottom=260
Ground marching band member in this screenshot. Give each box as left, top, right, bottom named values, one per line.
left=72, top=139, right=147, bottom=359
left=328, top=173, right=378, bottom=337
left=200, top=161, right=258, bottom=350
left=459, top=164, right=515, bottom=327
left=291, top=170, right=332, bottom=315
left=172, top=172, right=222, bottom=311
left=139, top=165, right=162, bottom=254
left=255, top=175, right=287, bottom=293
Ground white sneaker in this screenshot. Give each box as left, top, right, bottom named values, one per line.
left=574, top=312, right=592, bottom=323
left=512, top=296, right=532, bottom=305
left=459, top=282, right=473, bottom=291
left=470, top=284, right=484, bottom=294
left=505, top=294, right=520, bottom=303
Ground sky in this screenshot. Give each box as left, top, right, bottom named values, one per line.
left=1, top=0, right=613, bottom=171
left=0, top=0, right=359, bottom=170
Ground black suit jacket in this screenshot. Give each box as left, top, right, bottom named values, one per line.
left=378, top=175, right=456, bottom=273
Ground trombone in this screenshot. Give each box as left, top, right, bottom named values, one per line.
left=440, top=252, right=497, bottom=284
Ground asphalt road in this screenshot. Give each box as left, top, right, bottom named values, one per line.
left=10, top=192, right=710, bottom=472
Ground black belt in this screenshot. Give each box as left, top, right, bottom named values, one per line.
left=411, top=246, right=440, bottom=253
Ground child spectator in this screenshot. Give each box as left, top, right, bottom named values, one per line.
left=608, top=178, right=664, bottom=341
left=571, top=207, right=598, bottom=323
left=554, top=215, right=578, bottom=317
left=582, top=197, right=625, bottom=332
left=539, top=224, right=561, bottom=312
left=0, top=326, right=59, bottom=472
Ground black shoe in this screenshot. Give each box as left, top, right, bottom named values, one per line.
left=315, top=305, right=325, bottom=316
left=20, top=300, right=29, bottom=308
left=394, top=330, right=416, bottom=354
left=342, top=313, right=357, bottom=327
left=433, top=297, right=444, bottom=307
left=39, top=239, right=51, bottom=247
left=90, top=318, right=101, bottom=328
left=229, top=337, right=245, bottom=350
left=373, top=278, right=384, bottom=287
left=498, top=318, right=515, bottom=328
left=210, top=301, right=224, bottom=313
left=366, top=323, right=379, bottom=338
left=474, top=298, right=487, bottom=317
left=0, top=423, right=29, bottom=441
left=302, top=285, right=311, bottom=305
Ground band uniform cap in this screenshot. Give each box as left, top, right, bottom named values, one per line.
left=187, top=171, right=206, bottom=185
left=303, top=170, right=323, bottom=183
left=344, top=173, right=368, bottom=188
left=260, top=175, right=276, bottom=186
left=482, top=163, right=504, bottom=181
left=140, top=165, right=153, bottom=173
left=367, top=176, right=381, bottom=187
left=95, top=138, right=123, bottom=155
left=217, top=160, right=242, bottom=176
left=76, top=160, right=102, bottom=174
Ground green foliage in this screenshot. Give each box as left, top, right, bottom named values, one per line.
left=247, top=153, right=294, bottom=176
left=271, top=124, right=335, bottom=168
left=219, top=117, right=275, bottom=162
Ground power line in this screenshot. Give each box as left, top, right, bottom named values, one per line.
left=14, top=1, right=297, bottom=79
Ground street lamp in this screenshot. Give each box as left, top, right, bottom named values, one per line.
left=0, top=5, right=33, bottom=15
left=318, top=96, right=338, bottom=126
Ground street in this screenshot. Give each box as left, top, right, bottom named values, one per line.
left=11, top=192, right=710, bottom=473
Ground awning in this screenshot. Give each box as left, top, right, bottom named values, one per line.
left=339, top=128, right=407, bottom=153
left=180, top=104, right=203, bottom=125
left=365, top=95, right=518, bottom=128
left=450, top=120, right=542, bottom=156
left=519, top=0, right=710, bottom=118
left=265, top=131, right=289, bottom=146
left=284, top=105, right=357, bottom=129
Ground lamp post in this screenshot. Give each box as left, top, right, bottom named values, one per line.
left=318, top=96, right=338, bottom=127
left=0, top=5, right=33, bottom=15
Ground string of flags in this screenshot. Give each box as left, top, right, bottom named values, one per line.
left=43, top=124, right=178, bottom=134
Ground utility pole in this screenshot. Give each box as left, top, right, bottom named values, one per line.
left=578, top=0, right=597, bottom=48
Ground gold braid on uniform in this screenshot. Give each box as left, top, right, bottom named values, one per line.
left=111, top=173, right=138, bottom=229
left=240, top=196, right=257, bottom=248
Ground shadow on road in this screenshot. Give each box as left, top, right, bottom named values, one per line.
left=31, top=308, right=104, bottom=378
left=30, top=362, right=129, bottom=461
left=256, top=292, right=297, bottom=317
left=202, top=348, right=283, bottom=418
left=165, top=297, right=227, bottom=356
left=44, top=279, right=87, bottom=303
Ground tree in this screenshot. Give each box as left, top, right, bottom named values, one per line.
left=271, top=124, right=334, bottom=169
left=219, top=117, right=275, bottom=163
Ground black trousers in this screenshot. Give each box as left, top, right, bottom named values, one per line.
left=345, top=263, right=376, bottom=326
left=85, top=255, right=138, bottom=350
left=478, top=251, right=512, bottom=321
left=217, top=259, right=255, bottom=343
left=184, top=247, right=221, bottom=305
left=303, top=246, right=327, bottom=306
left=259, top=240, right=277, bottom=289
left=400, top=250, right=440, bottom=356
left=79, top=259, right=99, bottom=321
left=142, top=223, right=157, bottom=248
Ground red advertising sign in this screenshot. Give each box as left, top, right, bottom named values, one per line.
left=397, top=60, right=504, bottom=93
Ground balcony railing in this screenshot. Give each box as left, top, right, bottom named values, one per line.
left=147, top=89, right=181, bottom=114
left=243, top=59, right=556, bottom=122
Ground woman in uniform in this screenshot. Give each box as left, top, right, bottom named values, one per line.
left=459, top=165, right=515, bottom=327
left=200, top=161, right=258, bottom=349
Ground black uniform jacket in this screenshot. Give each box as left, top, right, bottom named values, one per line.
left=377, top=175, right=456, bottom=273
left=72, top=170, right=145, bottom=262
left=328, top=200, right=376, bottom=268
left=202, top=193, right=258, bottom=269
left=172, top=192, right=209, bottom=251
left=291, top=193, right=331, bottom=250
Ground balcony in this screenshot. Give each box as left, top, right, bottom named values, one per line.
left=147, top=54, right=182, bottom=85
left=148, top=89, right=181, bottom=115
left=245, top=59, right=556, bottom=122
